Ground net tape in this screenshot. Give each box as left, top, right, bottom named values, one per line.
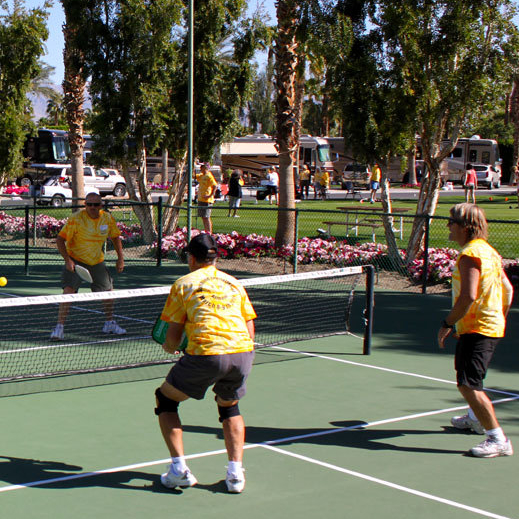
left=0, top=267, right=367, bottom=382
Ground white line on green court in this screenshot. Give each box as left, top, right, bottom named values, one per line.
left=260, top=444, right=515, bottom=519
left=2, top=397, right=518, bottom=495
left=272, top=345, right=519, bottom=398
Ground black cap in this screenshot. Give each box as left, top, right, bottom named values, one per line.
left=185, top=233, right=218, bottom=261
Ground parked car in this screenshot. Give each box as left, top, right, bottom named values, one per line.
left=30, top=176, right=100, bottom=207
left=472, top=164, right=501, bottom=189
left=341, top=163, right=371, bottom=189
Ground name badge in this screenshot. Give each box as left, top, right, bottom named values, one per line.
left=100, top=224, right=108, bottom=233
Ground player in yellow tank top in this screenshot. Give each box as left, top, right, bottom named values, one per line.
left=438, top=203, right=513, bottom=458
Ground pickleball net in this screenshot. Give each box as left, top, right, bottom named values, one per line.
left=0, top=266, right=374, bottom=384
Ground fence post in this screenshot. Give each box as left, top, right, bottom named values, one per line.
left=293, top=208, right=299, bottom=274
left=24, top=205, right=30, bottom=275
left=421, top=215, right=430, bottom=294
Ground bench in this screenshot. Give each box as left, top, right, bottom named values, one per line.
left=322, top=220, right=383, bottom=242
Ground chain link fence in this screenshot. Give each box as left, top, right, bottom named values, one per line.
left=0, top=199, right=517, bottom=295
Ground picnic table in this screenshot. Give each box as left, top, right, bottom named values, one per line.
left=322, top=205, right=411, bottom=241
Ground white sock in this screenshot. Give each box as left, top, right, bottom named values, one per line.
left=485, top=427, right=506, bottom=442
left=467, top=408, right=478, bottom=421
left=227, top=461, right=243, bottom=474
left=172, top=456, right=188, bottom=474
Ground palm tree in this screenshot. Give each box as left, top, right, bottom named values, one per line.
left=274, top=0, right=299, bottom=247
left=46, top=95, right=65, bottom=126
left=29, top=60, right=61, bottom=102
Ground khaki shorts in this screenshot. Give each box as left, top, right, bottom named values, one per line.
left=197, top=202, right=213, bottom=218
left=62, top=260, right=113, bottom=292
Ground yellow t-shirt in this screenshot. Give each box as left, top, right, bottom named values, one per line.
left=321, top=171, right=330, bottom=187
left=300, top=169, right=310, bottom=181
left=58, top=210, right=120, bottom=265
left=452, top=239, right=506, bottom=338
left=196, top=172, right=218, bottom=203
left=160, top=265, right=257, bottom=355
left=371, top=166, right=381, bottom=182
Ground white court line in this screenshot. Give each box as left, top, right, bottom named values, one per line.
left=260, top=444, right=515, bottom=519
left=272, top=345, right=519, bottom=398
left=2, top=396, right=518, bottom=495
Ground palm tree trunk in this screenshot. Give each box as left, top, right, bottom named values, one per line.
left=274, top=0, right=299, bottom=247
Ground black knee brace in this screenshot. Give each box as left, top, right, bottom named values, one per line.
left=218, top=403, right=240, bottom=423
left=154, top=388, right=180, bottom=416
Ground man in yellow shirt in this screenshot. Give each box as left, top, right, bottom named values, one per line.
left=438, top=203, right=513, bottom=458
left=299, top=164, right=311, bottom=199
left=155, top=233, right=256, bottom=493
left=50, top=192, right=125, bottom=340
left=196, top=163, right=218, bottom=233
left=369, top=163, right=381, bottom=203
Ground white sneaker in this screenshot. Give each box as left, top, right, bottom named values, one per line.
left=102, top=320, right=126, bottom=335
left=470, top=438, right=513, bottom=458
left=225, top=469, right=245, bottom=493
left=451, top=414, right=485, bottom=435
left=160, top=466, right=197, bottom=489
left=50, top=324, right=64, bottom=340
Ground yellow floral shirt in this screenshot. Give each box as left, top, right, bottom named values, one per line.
left=196, top=171, right=218, bottom=203
left=160, top=265, right=257, bottom=355
left=452, top=239, right=506, bottom=337
left=58, top=210, right=120, bottom=265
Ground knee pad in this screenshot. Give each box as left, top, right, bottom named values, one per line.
left=217, top=403, right=240, bottom=423
left=154, top=388, right=180, bottom=416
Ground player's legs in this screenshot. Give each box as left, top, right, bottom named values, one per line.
left=57, top=286, right=75, bottom=324
left=458, top=385, right=499, bottom=431
left=217, top=396, right=245, bottom=461
left=157, top=381, right=190, bottom=457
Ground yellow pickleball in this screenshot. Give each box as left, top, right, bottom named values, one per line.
left=0, top=277, right=7, bottom=287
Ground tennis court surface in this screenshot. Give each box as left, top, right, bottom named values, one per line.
left=2, top=278, right=519, bottom=519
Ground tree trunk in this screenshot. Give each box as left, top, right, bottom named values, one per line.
left=379, top=165, right=401, bottom=267
left=509, top=77, right=519, bottom=169
left=62, top=15, right=85, bottom=205
left=161, top=148, right=168, bottom=185
left=274, top=0, right=299, bottom=247
left=163, top=156, right=189, bottom=235
left=407, top=147, right=417, bottom=185
left=406, top=160, right=442, bottom=263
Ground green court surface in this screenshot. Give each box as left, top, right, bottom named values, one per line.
left=2, top=291, right=519, bottom=519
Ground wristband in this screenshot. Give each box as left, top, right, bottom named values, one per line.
left=441, top=319, right=454, bottom=329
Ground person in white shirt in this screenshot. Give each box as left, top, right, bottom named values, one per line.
left=265, top=167, right=279, bottom=205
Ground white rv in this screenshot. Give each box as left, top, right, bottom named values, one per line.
left=219, top=134, right=338, bottom=178
left=417, top=135, right=502, bottom=184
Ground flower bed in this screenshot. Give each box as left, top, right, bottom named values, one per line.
left=149, top=228, right=461, bottom=285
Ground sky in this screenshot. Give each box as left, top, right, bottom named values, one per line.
left=23, top=0, right=276, bottom=85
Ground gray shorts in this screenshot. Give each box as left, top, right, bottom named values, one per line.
left=166, top=351, right=255, bottom=401
left=62, top=260, right=113, bottom=292
left=229, top=196, right=241, bottom=209
left=197, top=202, right=213, bottom=218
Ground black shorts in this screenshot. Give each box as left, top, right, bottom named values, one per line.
left=455, top=333, right=499, bottom=390
left=166, top=351, right=255, bottom=401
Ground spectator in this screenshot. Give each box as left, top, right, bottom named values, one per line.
left=463, top=163, right=477, bottom=204
left=227, top=170, right=244, bottom=217
left=369, top=163, right=381, bottom=203
left=299, top=164, right=311, bottom=200
left=195, top=164, right=218, bottom=233
left=265, top=167, right=279, bottom=205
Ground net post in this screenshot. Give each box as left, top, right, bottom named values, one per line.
left=293, top=208, right=299, bottom=274
left=156, top=197, right=163, bottom=267
left=421, top=215, right=430, bottom=294
left=363, top=265, right=375, bottom=355
left=24, top=205, right=30, bottom=275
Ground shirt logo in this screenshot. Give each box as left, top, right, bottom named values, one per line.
left=100, top=224, right=108, bottom=234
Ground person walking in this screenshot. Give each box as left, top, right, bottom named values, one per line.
left=463, top=163, right=478, bottom=204
left=438, top=203, right=514, bottom=458
left=227, top=170, right=243, bottom=217
left=155, top=233, right=257, bottom=492
left=195, top=163, right=218, bottom=233
left=265, top=167, right=279, bottom=205
left=50, top=192, right=125, bottom=340
left=299, top=164, right=311, bottom=200
left=369, top=163, right=381, bottom=203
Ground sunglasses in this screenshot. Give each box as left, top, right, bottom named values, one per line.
left=86, top=202, right=102, bottom=207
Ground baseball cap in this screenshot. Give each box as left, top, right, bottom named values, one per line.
left=185, top=233, right=218, bottom=261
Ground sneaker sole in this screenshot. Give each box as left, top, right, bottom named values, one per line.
left=470, top=449, right=513, bottom=458
left=160, top=475, right=198, bottom=489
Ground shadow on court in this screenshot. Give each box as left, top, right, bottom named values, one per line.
left=0, top=455, right=230, bottom=494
